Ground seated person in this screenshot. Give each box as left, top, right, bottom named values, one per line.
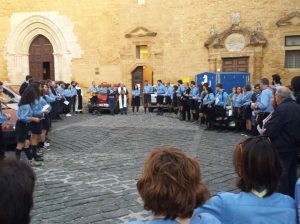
left=0, top=159, right=36, bottom=224
left=125, top=147, right=220, bottom=224
left=201, top=136, right=297, bottom=224
left=86, top=81, right=99, bottom=105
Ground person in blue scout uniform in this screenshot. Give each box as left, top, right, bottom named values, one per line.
left=62, top=83, right=73, bottom=116
left=251, top=78, right=273, bottom=129
left=177, top=80, right=186, bottom=118
left=214, top=83, right=228, bottom=132
left=200, top=136, right=297, bottom=224
left=15, top=87, right=41, bottom=166
left=165, top=82, right=173, bottom=113
left=172, top=85, right=179, bottom=117
left=197, top=84, right=206, bottom=125
left=70, top=81, right=78, bottom=113
left=132, top=84, right=141, bottom=114
left=189, top=81, right=199, bottom=121
left=202, top=86, right=215, bottom=130
left=181, top=83, right=191, bottom=121
left=125, top=147, right=221, bottom=224
left=155, top=80, right=167, bottom=116
left=107, top=85, right=117, bottom=116
left=241, top=84, right=253, bottom=136
left=86, top=81, right=100, bottom=105
left=232, top=86, right=243, bottom=132
left=28, top=82, right=45, bottom=162
left=143, top=80, right=153, bottom=113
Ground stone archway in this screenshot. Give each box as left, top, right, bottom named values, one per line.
left=5, top=12, right=82, bottom=83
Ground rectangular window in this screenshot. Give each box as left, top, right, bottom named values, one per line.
left=285, top=36, right=300, bottom=46
left=285, top=50, right=300, bottom=68
left=136, top=45, right=148, bottom=59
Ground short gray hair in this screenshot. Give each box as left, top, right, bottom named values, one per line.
left=276, top=87, right=295, bottom=100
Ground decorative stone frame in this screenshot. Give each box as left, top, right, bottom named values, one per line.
left=204, top=24, right=267, bottom=83
left=5, top=12, right=82, bottom=83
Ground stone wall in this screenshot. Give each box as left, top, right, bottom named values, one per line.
left=0, top=0, right=299, bottom=88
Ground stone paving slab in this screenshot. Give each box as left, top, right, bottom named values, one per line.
left=25, top=112, right=243, bottom=223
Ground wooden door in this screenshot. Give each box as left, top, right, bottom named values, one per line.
left=222, top=57, right=248, bottom=72
left=29, top=35, right=55, bottom=81
left=132, top=66, right=143, bottom=89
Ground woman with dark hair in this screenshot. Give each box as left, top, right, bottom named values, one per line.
left=241, top=84, right=253, bottom=136
left=202, top=85, right=215, bottom=130
left=197, top=84, right=206, bottom=125
left=75, top=82, right=83, bottom=113
left=132, top=84, right=141, bottom=113
left=15, top=87, right=41, bottom=166
left=172, top=85, right=179, bottom=117
left=62, top=83, right=72, bottom=116
left=291, top=76, right=300, bottom=105
left=125, top=147, right=220, bottom=224
left=232, top=86, right=243, bottom=132
left=182, top=83, right=191, bottom=121
left=201, top=136, right=296, bottom=224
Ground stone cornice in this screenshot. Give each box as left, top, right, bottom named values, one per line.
left=276, top=11, right=300, bottom=27
left=125, top=26, right=157, bottom=38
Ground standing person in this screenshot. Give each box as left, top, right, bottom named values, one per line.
left=165, top=82, right=173, bottom=113
left=143, top=80, right=153, bottom=113
left=172, top=85, right=179, bottom=117
left=86, top=81, right=99, bottom=105
left=19, top=75, right=32, bottom=96
left=182, top=83, right=191, bottom=121
left=272, top=74, right=282, bottom=91
left=251, top=78, right=273, bottom=128
left=264, top=87, right=300, bottom=197
left=232, top=86, right=243, bottom=132
left=155, top=80, right=166, bottom=116
left=132, top=84, right=140, bottom=114
left=227, top=87, right=236, bottom=106
left=291, top=76, right=300, bottom=105
left=47, top=80, right=60, bottom=120
left=201, top=136, right=297, bottom=224
left=75, top=82, right=83, bottom=114
left=202, top=86, right=215, bottom=130
left=189, top=81, right=199, bottom=121
left=62, top=83, right=72, bottom=117
left=177, top=80, right=186, bottom=119
left=214, top=83, right=228, bottom=131
left=125, top=147, right=220, bottom=224
left=118, top=84, right=128, bottom=115
left=15, top=87, right=41, bottom=166
left=241, top=84, right=253, bottom=136
left=70, top=81, right=77, bottom=114
left=107, top=85, right=117, bottom=116
left=198, top=84, right=207, bottom=125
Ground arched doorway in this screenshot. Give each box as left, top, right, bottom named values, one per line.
left=29, top=35, right=55, bottom=80
left=131, top=65, right=153, bottom=90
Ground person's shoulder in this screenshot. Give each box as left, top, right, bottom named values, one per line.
left=193, top=208, right=221, bottom=224
left=270, top=193, right=296, bottom=207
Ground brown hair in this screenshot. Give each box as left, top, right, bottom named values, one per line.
left=233, top=136, right=282, bottom=196
left=137, top=148, right=210, bottom=220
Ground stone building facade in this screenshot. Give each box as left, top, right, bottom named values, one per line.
left=0, top=0, right=299, bottom=89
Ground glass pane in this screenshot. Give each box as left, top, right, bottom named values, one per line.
left=285, top=51, right=300, bottom=68
left=139, top=45, right=148, bottom=59
left=286, top=36, right=300, bottom=46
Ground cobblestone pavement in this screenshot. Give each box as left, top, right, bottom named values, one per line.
left=28, top=111, right=243, bottom=224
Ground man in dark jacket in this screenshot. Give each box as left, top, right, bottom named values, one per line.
left=19, top=75, right=32, bottom=95
left=265, top=86, right=300, bottom=197
left=291, top=76, right=300, bottom=105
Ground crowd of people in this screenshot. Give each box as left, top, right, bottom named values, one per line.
left=0, top=75, right=84, bottom=166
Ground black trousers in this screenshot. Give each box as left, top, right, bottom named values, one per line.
left=277, top=151, right=297, bottom=197
left=182, top=100, right=191, bottom=120
left=0, top=125, right=4, bottom=158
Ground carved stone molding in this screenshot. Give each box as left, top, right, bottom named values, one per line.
left=204, top=25, right=267, bottom=49
left=276, top=11, right=300, bottom=27
left=125, top=27, right=157, bottom=38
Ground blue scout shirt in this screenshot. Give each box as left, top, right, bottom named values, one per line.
left=257, top=88, right=273, bottom=113
left=125, top=208, right=221, bottom=224
left=17, top=104, right=33, bottom=123
left=62, top=89, right=72, bottom=97
left=71, top=86, right=77, bottom=96
left=242, top=91, right=253, bottom=106
left=190, top=86, right=199, bottom=98
left=87, top=85, right=100, bottom=93
left=132, top=90, right=140, bottom=97
left=215, top=90, right=228, bottom=106
left=143, top=85, right=153, bottom=94
left=56, top=87, right=64, bottom=95
left=233, top=93, right=243, bottom=107
left=32, top=98, right=44, bottom=117
left=203, top=93, right=215, bottom=105
left=201, top=192, right=296, bottom=224
left=0, top=104, right=3, bottom=124
left=156, top=84, right=167, bottom=95
left=178, top=85, right=185, bottom=94
left=166, top=86, right=173, bottom=96
left=45, top=94, right=57, bottom=103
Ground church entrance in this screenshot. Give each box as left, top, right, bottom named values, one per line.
left=29, top=35, right=55, bottom=80
left=222, top=57, right=249, bottom=72
left=131, top=66, right=153, bottom=90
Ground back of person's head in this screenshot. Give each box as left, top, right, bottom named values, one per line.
left=233, top=136, right=282, bottom=197
left=216, top=83, right=222, bottom=89
left=19, top=87, right=38, bottom=106
left=173, top=85, right=178, bottom=91
left=178, top=80, right=183, bottom=85
left=260, top=78, right=269, bottom=86
left=28, top=81, right=41, bottom=98
left=0, top=159, right=35, bottom=224
left=0, top=81, right=3, bottom=86
left=190, top=81, right=195, bottom=86
left=272, top=74, right=282, bottom=85
left=291, top=76, right=300, bottom=93
left=137, top=148, right=209, bottom=220
left=245, top=84, right=251, bottom=92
